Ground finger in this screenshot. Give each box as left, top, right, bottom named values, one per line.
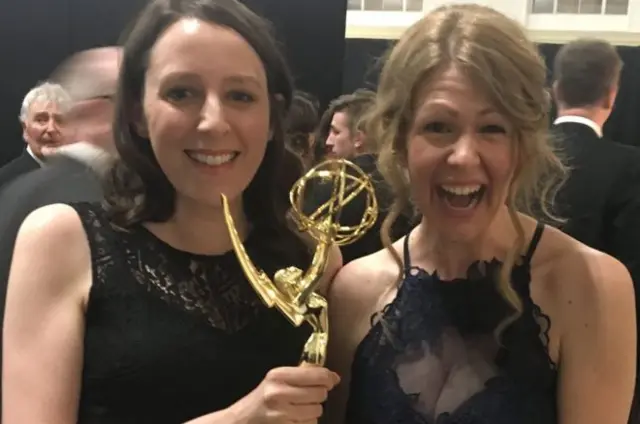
left=284, top=403, right=323, bottom=422
left=264, top=384, right=328, bottom=407
left=268, top=367, right=340, bottom=388
left=288, top=386, right=329, bottom=405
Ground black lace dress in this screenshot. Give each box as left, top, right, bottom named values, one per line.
left=346, top=223, right=558, bottom=424
left=71, top=202, right=311, bottom=423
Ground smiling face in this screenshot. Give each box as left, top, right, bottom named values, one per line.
left=407, top=66, right=517, bottom=242
left=139, top=18, right=271, bottom=209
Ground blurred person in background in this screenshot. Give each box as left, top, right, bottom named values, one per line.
left=0, top=47, right=122, bottom=394
left=286, top=90, right=319, bottom=169
left=0, top=82, right=71, bottom=188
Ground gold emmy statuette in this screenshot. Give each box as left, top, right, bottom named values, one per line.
left=221, top=158, right=378, bottom=366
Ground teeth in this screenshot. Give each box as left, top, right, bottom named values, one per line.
left=188, top=152, right=236, bottom=166
left=440, top=185, right=481, bottom=196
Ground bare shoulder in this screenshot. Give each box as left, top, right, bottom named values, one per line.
left=16, top=203, right=87, bottom=249
left=329, top=238, right=404, bottom=310
left=316, top=244, right=343, bottom=297
left=11, top=203, right=91, bottom=300
left=534, top=228, right=636, bottom=423
left=537, top=226, right=634, bottom=322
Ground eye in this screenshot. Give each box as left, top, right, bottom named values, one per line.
left=227, top=90, right=256, bottom=103
left=423, top=121, right=452, bottom=134
left=480, top=124, right=507, bottom=134
left=163, top=87, right=196, bottom=102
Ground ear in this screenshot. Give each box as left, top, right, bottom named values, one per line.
left=353, top=130, right=365, bottom=149
left=603, top=85, right=618, bottom=110
left=551, top=81, right=559, bottom=103
left=21, top=120, right=28, bottom=143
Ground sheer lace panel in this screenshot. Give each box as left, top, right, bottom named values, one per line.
left=348, top=259, right=558, bottom=424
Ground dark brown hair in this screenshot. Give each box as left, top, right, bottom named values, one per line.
left=329, top=89, right=376, bottom=135
left=103, top=0, right=309, bottom=265
left=287, top=90, right=319, bottom=161
left=553, top=38, right=622, bottom=108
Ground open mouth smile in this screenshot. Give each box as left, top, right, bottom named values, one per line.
left=436, top=184, right=486, bottom=210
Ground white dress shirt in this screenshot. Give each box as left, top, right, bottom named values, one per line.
left=553, top=115, right=603, bottom=138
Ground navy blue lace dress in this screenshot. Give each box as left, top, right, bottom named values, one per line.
left=346, top=223, right=558, bottom=424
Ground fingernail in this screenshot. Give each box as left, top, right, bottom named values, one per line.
left=333, top=372, right=341, bottom=384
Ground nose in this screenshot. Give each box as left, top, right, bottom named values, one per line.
left=45, top=119, right=59, bottom=133
left=447, top=133, right=480, bottom=166
left=198, top=94, right=230, bottom=134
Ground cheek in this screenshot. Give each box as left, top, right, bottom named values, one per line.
left=25, top=125, right=43, bottom=137
left=486, top=144, right=517, bottom=188
left=406, top=136, right=435, bottom=179
left=237, top=111, right=270, bottom=152
left=146, top=107, right=194, bottom=150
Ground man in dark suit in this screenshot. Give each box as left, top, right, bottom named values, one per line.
left=0, top=45, right=120, bottom=276
left=552, top=38, right=640, bottom=281
left=0, top=48, right=121, bottom=399
left=552, top=38, right=640, bottom=423
left=0, top=82, right=71, bottom=189
left=305, top=90, right=414, bottom=263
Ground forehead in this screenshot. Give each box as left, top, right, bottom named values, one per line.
left=28, top=101, right=62, bottom=116
left=331, top=111, right=350, bottom=127
left=147, top=18, right=266, bottom=85
left=415, top=67, right=495, bottom=112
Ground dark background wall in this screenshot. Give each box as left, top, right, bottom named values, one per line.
left=0, top=0, right=348, bottom=166
left=342, top=38, right=640, bottom=148
left=2, top=1, right=639, bottom=165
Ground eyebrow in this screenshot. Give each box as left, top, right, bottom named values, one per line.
left=224, top=74, right=264, bottom=88
left=421, top=102, right=499, bottom=117
left=158, top=71, right=264, bottom=88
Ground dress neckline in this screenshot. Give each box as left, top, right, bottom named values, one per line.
left=401, top=222, right=545, bottom=281
left=135, top=224, right=254, bottom=261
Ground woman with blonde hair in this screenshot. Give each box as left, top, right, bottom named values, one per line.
left=325, top=4, right=636, bottom=424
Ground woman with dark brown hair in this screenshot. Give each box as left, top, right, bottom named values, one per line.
left=3, top=0, right=340, bottom=423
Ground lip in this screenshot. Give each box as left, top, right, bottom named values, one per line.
left=434, top=185, right=486, bottom=218
left=436, top=181, right=487, bottom=186
left=184, top=150, right=239, bottom=175
left=184, top=149, right=237, bottom=155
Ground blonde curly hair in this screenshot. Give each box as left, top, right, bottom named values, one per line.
left=369, top=4, right=567, bottom=320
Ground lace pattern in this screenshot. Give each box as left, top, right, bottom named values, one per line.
left=347, top=258, right=558, bottom=424
left=71, top=202, right=312, bottom=423
left=82, top=204, right=276, bottom=333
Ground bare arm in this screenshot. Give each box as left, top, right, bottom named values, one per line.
left=3, top=204, right=91, bottom=423
left=557, top=252, right=636, bottom=424
left=323, top=254, right=389, bottom=424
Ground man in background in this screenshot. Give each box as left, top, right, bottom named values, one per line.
left=0, top=47, right=122, bottom=389
left=553, top=38, right=640, bottom=282
left=306, top=90, right=414, bottom=263
left=0, top=82, right=71, bottom=188
left=324, top=89, right=375, bottom=159
left=551, top=38, right=640, bottom=424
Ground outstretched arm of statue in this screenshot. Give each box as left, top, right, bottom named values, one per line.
left=300, top=292, right=329, bottom=366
